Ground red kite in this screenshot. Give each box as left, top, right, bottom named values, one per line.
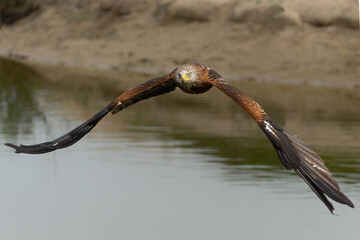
left=5, top=63, right=354, bottom=213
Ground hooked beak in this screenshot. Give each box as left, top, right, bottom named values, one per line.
left=181, top=74, right=189, bottom=83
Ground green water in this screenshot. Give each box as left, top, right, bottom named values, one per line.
left=0, top=58, right=360, bottom=240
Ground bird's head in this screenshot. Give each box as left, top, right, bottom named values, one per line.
left=174, top=63, right=214, bottom=94
left=175, top=63, right=199, bottom=84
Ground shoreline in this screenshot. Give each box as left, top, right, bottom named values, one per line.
left=1, top=51, right=359, bottom=91
left=1, top=0, right=359, bottom=90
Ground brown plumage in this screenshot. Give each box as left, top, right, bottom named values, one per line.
left=5, top=63, right=354, bottom=213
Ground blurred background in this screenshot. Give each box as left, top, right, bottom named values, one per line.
left=1, top=1, right=360, bottom=240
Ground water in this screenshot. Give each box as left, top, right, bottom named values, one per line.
left=1, top=58, right=360, bottom=240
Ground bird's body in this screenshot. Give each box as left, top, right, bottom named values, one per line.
left=5, top=63, right=354, bottom=213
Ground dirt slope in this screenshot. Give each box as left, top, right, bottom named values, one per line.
left=0, top=0, right=359, bottom=88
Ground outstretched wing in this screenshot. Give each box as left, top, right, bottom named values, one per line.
left=209, top=76, right=354, bottom=213
left=5, top=102, right=117, bottom=154
left=260, top=120, right=354, bottom=213
left=5, top=72, right=178, bottom=154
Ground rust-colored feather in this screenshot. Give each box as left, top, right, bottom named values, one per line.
left=209, top=77, right=268, bottom=123
left=112, top=71, right=177, bottom=113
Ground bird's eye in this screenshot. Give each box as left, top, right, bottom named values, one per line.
left=187, top=72, right=192, bottom=78
left=177, top=73, right=182, bottom=79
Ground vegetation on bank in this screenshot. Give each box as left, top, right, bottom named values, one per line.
left=0, top=0, right=40, bottom=25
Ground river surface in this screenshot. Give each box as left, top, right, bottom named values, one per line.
left=1, top=59, right=360, bottom=240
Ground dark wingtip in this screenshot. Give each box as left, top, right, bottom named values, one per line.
left=4, top=102, right=116, bottom=154
left=346, top=199, right=355, bottom=208
left=4, top=143, right=21, bottom=153
left=4, top=142, right=57, bottom=154
left=260, top=120, right=354, bottom=214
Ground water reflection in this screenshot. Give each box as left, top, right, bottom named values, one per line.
left=1, top=57, right=360, bottom=181
left=0, top=58, right=44, bottom=137
left=1, top=57, right=360, bottom=180
left=1, top=58, right=360, bottom=240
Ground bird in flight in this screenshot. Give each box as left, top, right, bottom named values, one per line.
left=5, top=63, right=354, bottom=213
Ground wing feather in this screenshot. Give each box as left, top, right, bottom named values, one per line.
left=5, top=72, right=177, bottom=154
left=112, top=74, right=177, bottom=113
left=260, top=119, right=354, bottom=213
left=208, top=76, right=354, bottom=213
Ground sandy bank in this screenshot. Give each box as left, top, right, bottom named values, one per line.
left=0, top=0, right=359, bottom=89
